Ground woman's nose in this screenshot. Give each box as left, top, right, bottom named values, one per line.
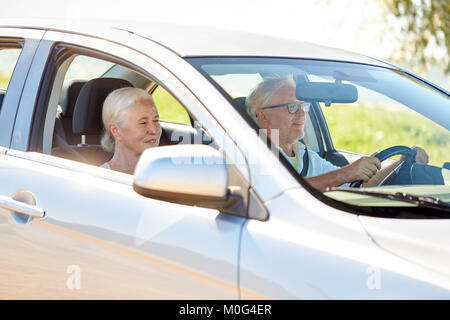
left=147, top=122, right=160, bottom=135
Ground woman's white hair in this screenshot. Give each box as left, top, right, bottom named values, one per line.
left=101, top=87, right=155, bottom=153
left=245, top=75, right=296, bottom=124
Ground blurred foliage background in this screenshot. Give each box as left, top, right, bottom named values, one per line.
left=380, top=0, right=449, bottom=74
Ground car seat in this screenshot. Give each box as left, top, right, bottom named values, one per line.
left=55, top=80, right=88, bottom=145
left=52, top=77, right=133, bottom=165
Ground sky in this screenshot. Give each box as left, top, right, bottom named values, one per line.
left=0, top=0, right=448, bottom=89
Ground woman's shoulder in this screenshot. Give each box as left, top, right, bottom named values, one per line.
left=100, top=162, right=111, bottom=169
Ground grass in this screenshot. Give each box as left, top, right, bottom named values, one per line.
left=152, top=86, right=191, bottom=125
left=321, top=105, right=449, bottom=167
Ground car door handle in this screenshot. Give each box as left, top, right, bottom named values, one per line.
left=0, top=195, right=45, bottom=218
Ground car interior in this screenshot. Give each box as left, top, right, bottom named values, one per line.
left=231, top=93, right=350, bottom=169
left=48, top=53, right=210, bottom=167
left=212, top=72, right=350, bottom=169
left=30, top=50, right=351, bottom=173
left=44, top=52, right=446, bottom=188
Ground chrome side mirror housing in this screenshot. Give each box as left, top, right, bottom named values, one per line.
left=133, top=145, right=248, bottom=217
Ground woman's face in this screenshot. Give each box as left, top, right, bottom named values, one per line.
left=113, top=98, right=161, bottom=157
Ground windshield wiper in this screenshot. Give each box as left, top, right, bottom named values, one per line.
left=327, top=187, right=450, bottom=213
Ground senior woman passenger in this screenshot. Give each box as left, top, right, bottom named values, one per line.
left=100, top=87, right=162, bottom=174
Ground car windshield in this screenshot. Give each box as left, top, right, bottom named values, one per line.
left=187, top=57, right=450, bottom=211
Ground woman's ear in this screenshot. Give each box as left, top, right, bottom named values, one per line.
left=108, top=122, right=120, bottom=141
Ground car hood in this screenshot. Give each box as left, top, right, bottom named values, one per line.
left=325, top=185, right=450, bottom=278
left=359, top=213, right=450, bottom=279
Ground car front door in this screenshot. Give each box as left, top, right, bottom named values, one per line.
left=0, top=28, right=249, bottom=299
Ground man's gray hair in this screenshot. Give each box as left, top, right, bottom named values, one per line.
left=245, top=75, right=296, bottom=124
left=101, top=87, right=155, bottom=153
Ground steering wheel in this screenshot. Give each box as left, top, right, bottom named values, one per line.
left=349, top=145, right=416, bottom=188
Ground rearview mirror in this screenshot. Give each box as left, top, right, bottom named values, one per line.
left=296, top=82, right=358, bottom=105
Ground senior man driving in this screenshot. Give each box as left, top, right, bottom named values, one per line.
left=246, top=75, right=428, bottom=191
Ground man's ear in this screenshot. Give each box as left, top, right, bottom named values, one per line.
left=255, top=109, right=267, bottom=126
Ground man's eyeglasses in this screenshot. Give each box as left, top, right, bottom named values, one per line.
left=261, top=102, right=311, bottom=114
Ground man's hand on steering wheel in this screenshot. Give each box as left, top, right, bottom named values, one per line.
left=342, top=154, right=381, bottom=185
left=348, top=145, right=429, bottom=188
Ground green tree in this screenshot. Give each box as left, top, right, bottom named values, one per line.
left=380, top=0, right=449, bottom=73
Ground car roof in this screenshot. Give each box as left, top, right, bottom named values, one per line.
left=0, top=18, right=393, bottom=68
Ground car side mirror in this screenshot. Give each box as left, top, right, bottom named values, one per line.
left=133, top=145, right=247, bottom=217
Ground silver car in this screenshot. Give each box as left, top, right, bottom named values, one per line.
left=0, top=19, right=449, bottom=299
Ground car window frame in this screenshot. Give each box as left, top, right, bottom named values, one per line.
left=0, top=28, right=45, bottom=148
left=28, top=43, right=197, bottom=156
left=10, top=30, right=251, bottom=192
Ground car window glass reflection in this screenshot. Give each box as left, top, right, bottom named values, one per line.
left=188, top=57, right=450, bottom=208
left=0, top=48, right=22, bottom=114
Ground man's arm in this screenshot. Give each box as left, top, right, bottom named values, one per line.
left=306, top=146, right=429, bottom=191
left=305, top=156, right=381, bottom=191
left=305, top=169, right=350, bottom=191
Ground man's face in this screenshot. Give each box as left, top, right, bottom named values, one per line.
left=255, top=85, right=307, bottom=143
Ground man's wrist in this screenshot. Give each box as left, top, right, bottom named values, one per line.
left=337, top=166, right=351, bottom=185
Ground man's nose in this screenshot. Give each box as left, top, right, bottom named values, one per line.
left=295, top=108, right=306, bottom=117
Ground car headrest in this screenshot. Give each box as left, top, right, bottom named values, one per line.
left=72, top=78, right=133, bottom=135
left=59, top=80, right=87, bottom=117
left=0, top=89, right=5, bottom=113
left=232, top=97, right=250, bottom=119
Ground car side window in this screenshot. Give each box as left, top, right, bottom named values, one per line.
left=31, top=47, right=208, bottom=170
left=65, top=55, right=114, bottom=81
left=0, top=47, right=22, bottom=114
left=40, top=52, right=158, bottom=165
left=152, top=85, right=191, bottom=125
left=52, top=55, right=115, bottom=146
